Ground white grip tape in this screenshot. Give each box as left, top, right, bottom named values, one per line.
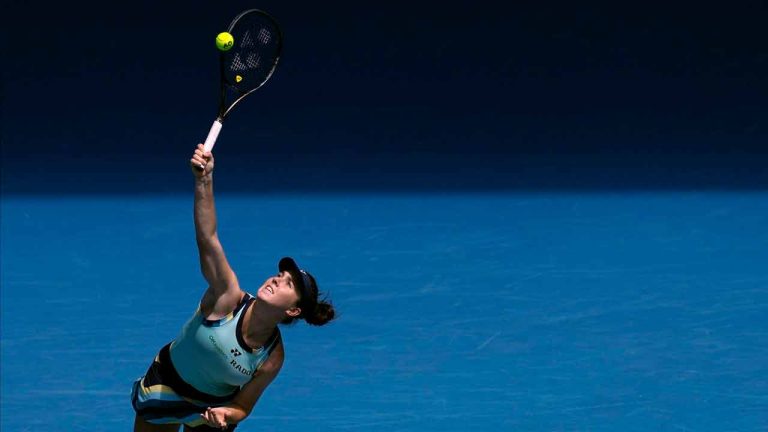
left=203, top=120, right=223, bottom=153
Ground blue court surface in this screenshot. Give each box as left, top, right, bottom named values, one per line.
left=2, top=192, right=767, bottom=431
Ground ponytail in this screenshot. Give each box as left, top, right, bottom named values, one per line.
left=304, top=300, right=336, bottom=326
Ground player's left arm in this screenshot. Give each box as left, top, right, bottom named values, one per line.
left=201, top=342, right=285, bottom=427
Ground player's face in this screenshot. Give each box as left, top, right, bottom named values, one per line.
left=257, top=271, right=300, bottom=310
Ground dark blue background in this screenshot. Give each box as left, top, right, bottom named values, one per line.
left=3, top=1, right=767, bottom=192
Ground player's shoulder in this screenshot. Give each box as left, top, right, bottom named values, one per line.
left=201, top=285, right=247, bottom=320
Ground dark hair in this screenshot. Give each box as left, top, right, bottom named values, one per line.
left=303, top=299, right=336, bottom=326
left=281, top=294, right=336, bottom=326
left=277, top=257, right=336, bottom=326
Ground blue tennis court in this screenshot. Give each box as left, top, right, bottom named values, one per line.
left=2, top=192, right=766, bottom=431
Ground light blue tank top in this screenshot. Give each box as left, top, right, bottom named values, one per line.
left=169, top=293, right=281, bottom=397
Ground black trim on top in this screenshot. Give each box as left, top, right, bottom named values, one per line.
left=201, top=293, right=252, bottom=327
left=262, top=330, right=281, bottom=359
left=235, top=296, right=256, bottom=352
left=235, top=299, right=280, bottom=354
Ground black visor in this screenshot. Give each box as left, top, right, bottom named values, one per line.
left=278, top=257, right=318, bottom=314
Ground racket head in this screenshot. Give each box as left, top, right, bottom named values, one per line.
left=218, top=9, right=283, bottom=119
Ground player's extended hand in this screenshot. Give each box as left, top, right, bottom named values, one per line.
left=190, top=144, right=215, bottom=178
left=201, top=406, right=228, bottom=429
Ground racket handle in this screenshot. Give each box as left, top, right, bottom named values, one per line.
left=203, top=120, right=223, bottom=153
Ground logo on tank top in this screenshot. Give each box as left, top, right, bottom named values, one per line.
left=231, top=348, right=242, bottom=357
left=208, top=335, right=227, bottom=358
left=229, top=359, right=253, bottom=376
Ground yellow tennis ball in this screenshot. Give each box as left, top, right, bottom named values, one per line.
left=215, top=32, right=234, bottom=51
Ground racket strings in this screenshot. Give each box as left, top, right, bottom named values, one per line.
left=230, top=52, right=261, bottom=72
left=222, top=13, right=281, bottom=94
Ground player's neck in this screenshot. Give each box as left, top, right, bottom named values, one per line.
left=243, top=300, right=281, bottom=345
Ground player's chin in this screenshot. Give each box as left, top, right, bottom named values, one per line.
left=256, top=290, right=279, bottom=305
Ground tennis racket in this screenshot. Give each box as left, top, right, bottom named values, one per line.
left=201, top=9, right=283, bottom=153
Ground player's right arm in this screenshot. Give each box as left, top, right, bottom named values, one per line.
left=190, top=144, right=242, bottom=317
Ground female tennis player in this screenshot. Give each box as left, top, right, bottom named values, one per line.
left=131, top=144, right=336, bottom=431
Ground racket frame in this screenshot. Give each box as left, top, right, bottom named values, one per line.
left=203, top=9, right=283, bottom=152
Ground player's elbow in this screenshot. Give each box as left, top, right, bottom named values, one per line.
left=195, top=232, right=219, bottom=249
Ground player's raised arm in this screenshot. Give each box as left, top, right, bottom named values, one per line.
left=132, top=11, right=338, bottom=432
left=190, top=144, right=238, bottom=301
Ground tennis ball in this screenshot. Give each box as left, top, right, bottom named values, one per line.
left=216, top=32, right=234, bottom=51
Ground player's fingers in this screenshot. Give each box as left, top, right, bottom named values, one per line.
left=204, top=408, right=217, bottom=424
left=207, top=408, right=225, bottom=427
left=208, top=409, right=221, bottom=426
left=190, top=159, right=205, bottom=170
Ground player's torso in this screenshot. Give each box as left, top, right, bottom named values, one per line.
left=170, top=295, right=279, bottom=396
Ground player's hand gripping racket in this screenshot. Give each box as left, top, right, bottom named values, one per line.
left=201, top=9, right=282, bottom=154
